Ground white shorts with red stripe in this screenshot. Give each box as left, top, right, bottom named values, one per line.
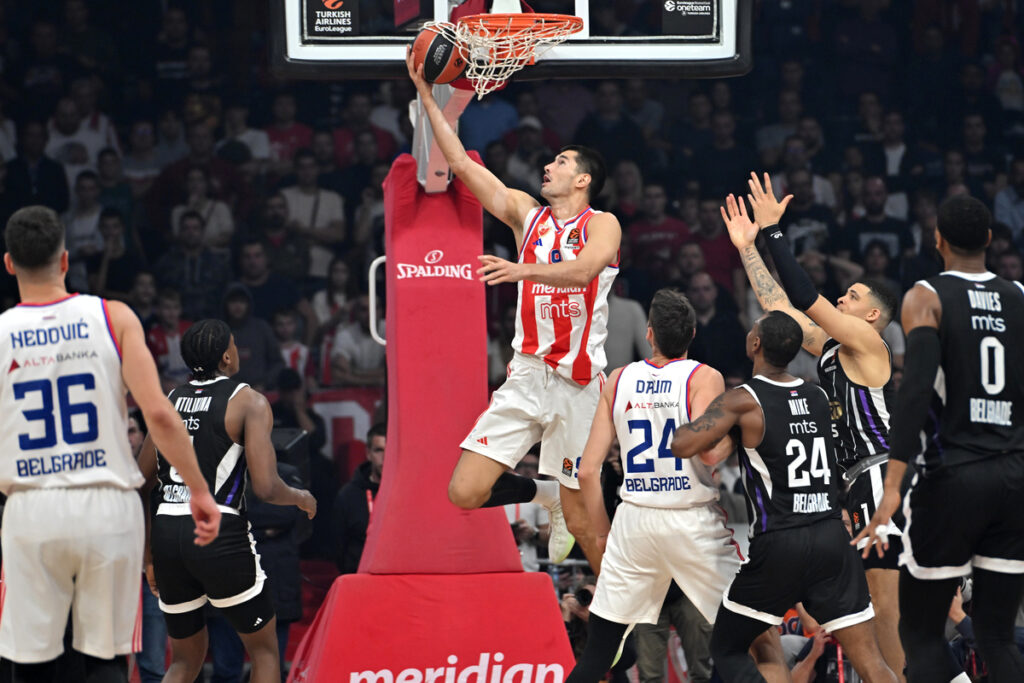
left=460, top=352, right=603, bottom=489
left=590, top=501, right=743, bottom=626
left=0, top=487, right=144, bottom=663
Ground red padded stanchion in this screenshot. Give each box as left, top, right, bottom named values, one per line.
left=288, top=154, right=574, bottom=682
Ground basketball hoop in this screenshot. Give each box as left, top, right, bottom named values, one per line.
left=424, top=13, right=584, bottom=99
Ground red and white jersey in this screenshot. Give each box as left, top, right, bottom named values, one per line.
left=512, top=206, right=619, bottom=384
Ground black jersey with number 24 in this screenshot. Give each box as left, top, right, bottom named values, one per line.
left=736, top=376, right=841, bottom=538
left=915, top=271, right=1024, bottom=472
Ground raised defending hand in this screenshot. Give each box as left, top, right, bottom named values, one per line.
left=189, top=487, right=222, bottom=546
left=478, top=254, right=525, bottom=285
left=720, top=193, right=758, bottom=249
left=405, top=46, right=433, bottom=100
left=747, top=172, right=792, bottom=227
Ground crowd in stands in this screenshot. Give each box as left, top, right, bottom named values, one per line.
left=1, top=0, right=1024, bottom=679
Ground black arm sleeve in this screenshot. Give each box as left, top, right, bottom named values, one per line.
left=759, top=224, right=820, bottom=310
left=889, top=326, right=942, bottom=463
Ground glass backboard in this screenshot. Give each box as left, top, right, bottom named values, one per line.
left=271, top=0, right=753, bottom=81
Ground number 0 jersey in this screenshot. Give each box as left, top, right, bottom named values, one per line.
left=611, top=359, right=719, bottom=508
left=737, top=376, right=840, bottom=538
left=914, top=271, right=1024, bottom=472
left=0, top=294, right=142, bottom=494
left=158, top=376, right=249, bottom=516
left=513, top=206, right=619, bottom=385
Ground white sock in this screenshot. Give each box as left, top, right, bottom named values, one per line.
left=531, top=479, right=559, bottom=509
left=950, top=673, right=971, bottom=683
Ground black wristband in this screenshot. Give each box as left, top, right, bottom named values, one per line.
left=761, top=223, right=819, bottom=310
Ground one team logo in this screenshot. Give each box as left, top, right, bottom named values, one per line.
left=561, top=458, right=573, bottom=477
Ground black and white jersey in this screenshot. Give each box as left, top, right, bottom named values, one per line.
left=914, top=271, right=1024, bottom=472
left=817, top=338, right=894, bottom=470
left=737, top=376, right=841, bottom=538
left=157, top=376, right=249, bottom=515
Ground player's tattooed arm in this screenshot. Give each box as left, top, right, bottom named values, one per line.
left=671, top=392, right=736, bottom=458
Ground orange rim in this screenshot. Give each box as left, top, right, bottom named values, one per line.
left=456, top=12, right=584, bottom=34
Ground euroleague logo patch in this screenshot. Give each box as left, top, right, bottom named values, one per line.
left=561, top=458, right=574, bottom=477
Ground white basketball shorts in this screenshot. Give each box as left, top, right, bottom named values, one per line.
left=460, top=352, right=603, bottom=489
left=590, top=501, right=744, bottom=625
left=0, top=487, right=144, bottom=663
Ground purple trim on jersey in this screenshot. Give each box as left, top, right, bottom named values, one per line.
left=742, top=457, right=769, bottom=532
left=16, top=293, right=80, bottom=308
left=927, top=409, right=944, bottom=456
left=224, top=469, right=244, bottom=506
left=857, top=389, right=889, bottom=450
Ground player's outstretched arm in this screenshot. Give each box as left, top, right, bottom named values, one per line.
left=686, top=364, right=734, bottom=466
left=671, top=388, right=757, bottom=459
left=240, top=387, right=317, bottom=519
left=577, top=366, right=622, bottom=573
left=109, top=300, right=220, bottom=545
left=853, top=284, right=941, bottom=557
left=477, top=213, right=621, bottom=288
left=721, top=193, right=827, bottom=355
left=406, top=48, right=538, bottom=236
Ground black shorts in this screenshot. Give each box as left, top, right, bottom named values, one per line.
left=902, top=451, right=1024, bottom=580
left=844, top=460, right=906, bottom=571
left=151, top=513, right=275, bottom=639
left=723, top=518, right=872, bottom=632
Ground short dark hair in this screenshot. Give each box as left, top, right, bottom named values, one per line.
left=75, top=169, right=99, bottom=186
left=937, top=195, right=991, bottom=252
left=648, top=289, right=696, bottom=358
left=857, top=277, right=899, bottom=327
left=179, top=209, right=205, bottom=229
left=367, top=423, right=386, bottom=442
left=99, top=207, right=124, bottom=223
left=157, top=288, right=181, bottom=304
left=561, top=145, right=606, bottom=200
left=293, top=147, right=316, bottom=165
left=757, top=311, right=803, bottom=367
left=181, top=319, right=231, bottom=381
left=5, top=206, right=64, bottom=269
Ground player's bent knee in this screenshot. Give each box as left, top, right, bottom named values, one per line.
left=447, top=478, right=486, bottom=509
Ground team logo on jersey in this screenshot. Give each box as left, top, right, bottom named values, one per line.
left=476, top=436, right=488, bottom=446
left=538, top=223, right=551, bottom=237
left=565, top=228, right=581, bottom=248
left=562, top=457, right=573, bottom=476
left=829, top=400, right=843, bottom=420
left=7, top=359, right=18, bottom=373
left=624, top=401, right=633, bottom=411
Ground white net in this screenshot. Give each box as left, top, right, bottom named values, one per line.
left=424, top=13, right=583, bottom=99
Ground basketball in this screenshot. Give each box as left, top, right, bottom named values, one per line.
left=411, top=27, right=467, bottom=85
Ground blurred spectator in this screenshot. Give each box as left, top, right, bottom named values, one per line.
left=507, top=91, right=561, bottom=152
left=534, top=81, right=594, bottom=149
left=260, top=192, right=311, bottom=283
left=756, top=90, right=803, bottom=169
left=487, top=303, right=517, bottom=386
left=70, top=77, right=120, bottom=156
left=311, top=257, right=353, bottom=352
left=627, top=182, right=690, bottom=279
left=237, top=239, right=316, bottom=336
left=962, top=112, right=1008, bottom=200
left=574, top=81, right=645, bottom=171
left=183, top=44, right=223, bottom=114
left=606, top=160, right=644, bottom=223
left=129, top=270, right=158, bottom=329
left=332, top=423, right=387, bottom=574
left=123, top=120, right=162, bottom=197
left=605, top=287, right=648, bottom=372
left=686, top=272, right=749, bottom=379
left=879, top=110, right=937, bottom=216
left=945, top=63, right=1005, bottom=141
left=8, top=120, right=69, bottom=212
left=987, top=222, right=1016, bottom=273
left=266, top=91, right=312, bottom=174
left=778, top=168, right=838, bottom=256
left=694, top=111, right=755, bottom=198
left=145, top=288, right=192, bottom=393
left=769, top=136, right=837, bottom=209
left=154, top=109, right=188, bottom=168
left=506, top=116, right=552, bottom=195
left=47, top=97, right=104, bottom=171
left=281, top=149, right=345, bottom=280
left=271, top=368, right=327, bottom=462
left=797, top=116, right=839, bottom=176
left=831, top=2, right=901, bottom=105
left=218, top=98, right=270, bottom=169
left=338, top=130, right=382, bottom=222
left=223, top=284, right=283, bottom=391
left=308, top=128, right=345, bottom=195
left=459, top=91, right=518, bottom=155
left=939, top=148, right=983, bottom=200
left=153, top=209, right=231, bottom=320
left=349, top=162, right=388, bottom=268
left=995, top=157, right=1024, bottom=242
left=635, top=585, right=713, bottom=683
left=691, top=197, right=744, bottom=307
left=839, top=176, right=914, bottom=263
left=332, top=91, right=397, bottom=169
left=504, top=452, right=549, bottom=572
left=0, top=100, right=17, bottom=162
left=0, top=158, right=17, bottom=229
left=861, top=240, right=902, bottom=296
left=997, top=250, right=1024, bottom=283
left=990, top=37, right=1024, bottom=121
left=330, top=295, right=385, bottom=387
left=669, top=91, right=713, bottom=166
left=87, top=208, right=143, bottom=300
left=624, top=79, right=665, bottom=144
left=170, top=166, right=233, bottom=250
left=9, top=20, right=81, bottom=120
left=274, top=308, right=313, bottom=382
left=369, top=80, right=413, bottom=147
left=97, top=148, right=134, bottom=223
left=63, top=170, right=104, bottom=291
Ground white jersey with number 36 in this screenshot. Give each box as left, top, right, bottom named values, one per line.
left=611, top=358, right=719, bottom=508
left=0, top=294, right=142, bottom=494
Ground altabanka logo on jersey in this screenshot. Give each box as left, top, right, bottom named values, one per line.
left=396, top=250, right=474, bottom=281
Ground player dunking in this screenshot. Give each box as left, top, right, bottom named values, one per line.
left=0, top=207, right=220, bottom=683
left=673, top=311, right=896, bottom=683
left=138, top=320, right=316, bottom=683
left=857, top=196, right=1024, bottom=682
left=721, top=175, right=906, bottom=679
left=407, top=52, right=622, bottom=567
left=566, top=290, right=785, bottom=683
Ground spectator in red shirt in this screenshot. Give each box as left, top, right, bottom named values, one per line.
left=627, top=182, right=691, bottom=281
left=266, top=91, right=312, bottom=176
left=145, top=288, right=192, bottom=393
left=693, top=196, right=745, bottom=309
left=332, top=91, right=396, bottom=169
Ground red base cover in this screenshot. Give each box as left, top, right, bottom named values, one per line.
left=287, top=573, right=574, bottom=682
